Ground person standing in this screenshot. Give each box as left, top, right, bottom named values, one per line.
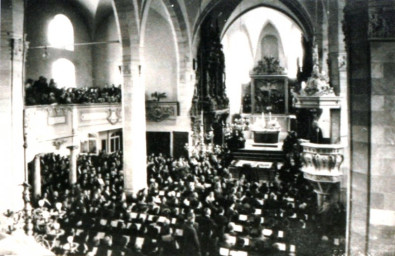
left=309, top=120, right=324, bottom=143
left=181, top=212, right=201, bottom=256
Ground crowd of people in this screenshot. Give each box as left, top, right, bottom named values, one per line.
left=25, top=76, right=122, bottom=105
left=19, top=134, right=345, bottom=256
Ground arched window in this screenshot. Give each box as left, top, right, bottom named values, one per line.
left=52, top=58, right=76, bottom=88
left=261, top=35, right=279, bottom=59
left=48, top=14, right=74, bottom=51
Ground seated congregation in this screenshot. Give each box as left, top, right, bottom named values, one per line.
left=25, top=76, right=122, bottom=106
left=16, top=135, right=345, bottom=256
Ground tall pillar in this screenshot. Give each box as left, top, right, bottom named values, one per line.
left=33, top=154, right=42, bottom=198
left=327, top=0, right=350, bottom=215
left=114, top=0, right=148, bottom=196
left=366, top=1, right=395, bottom=254
left=344, top=0, right=395, bottom=255
left=67, top=145, right=78, bottom=185
left=122, top=62, right=147, bottom=194
left=327, top=0, right=345, bottom=145
left=0, top=0, right=26, bottom=212
left=344, top=2, right=371, bottom=254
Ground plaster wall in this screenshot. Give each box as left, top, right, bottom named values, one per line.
left=143, top=8, right=178, bottom=102
left=92, top=13, right=122, bottom=87
left=25, top=0, right=93, bottom=88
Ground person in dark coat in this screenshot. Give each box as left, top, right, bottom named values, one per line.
left=197, top=208, right=217, bottom=256
left=181, top=212, right=201, bottom=256
left=308, top=120, right=324, bottom=143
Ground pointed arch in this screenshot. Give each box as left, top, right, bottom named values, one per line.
left=254, top=21, right=286, bottom=68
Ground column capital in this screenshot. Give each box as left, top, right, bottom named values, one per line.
left=67, top=145, right=79, bottom=151
left=10, top=34, right=28, bottom=61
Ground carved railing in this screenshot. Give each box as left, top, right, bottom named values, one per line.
left=300, top=142, right=344, bottom=183
left=24, top=103, right=122, bottom=161
left=25, top=103, right=122, bottom=137
left=293, top=95, right=341, bottom=109
left=146, top=101, right=179, bottom=122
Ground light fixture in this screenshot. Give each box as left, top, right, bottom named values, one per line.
left=42, top=46, right=49, bottom=59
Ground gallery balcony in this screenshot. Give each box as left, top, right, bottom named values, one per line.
left=24, top=103, right=122, bottom=158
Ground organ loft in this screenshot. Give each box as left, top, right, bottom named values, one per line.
left=0, top=0, right=394, bottom=255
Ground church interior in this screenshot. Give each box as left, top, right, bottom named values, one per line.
left=0, top=0, right=394, bottom=255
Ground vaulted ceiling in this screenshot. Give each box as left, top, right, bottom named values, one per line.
left=72, top=0, right=113, bottom=31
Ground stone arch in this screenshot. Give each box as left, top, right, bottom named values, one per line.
left=140, top=0, right=180, bottom=101
left=112, top=0, right=140, bottom=76
left=140, top=0, right=192, bottom=117
left=192, top=0, right=314, bottom=54
left=161, top=0, right=193, bottom=117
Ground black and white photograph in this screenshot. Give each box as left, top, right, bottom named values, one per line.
left=0, top=0, right=394, bottom=255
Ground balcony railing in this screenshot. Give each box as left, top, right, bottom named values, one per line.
left=24, top=103, right=122, bottom=143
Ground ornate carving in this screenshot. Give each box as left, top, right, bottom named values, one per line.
left=292, top=95, right=341, bottom=109
left=252, top=57, right=286, bottom=75
left=122, top=63, right=131, bottom=76
left=46, top=106, right=69, bottom=125
left=190, top=22, right=229, bottom=143
left=303, top=172, right=342, bottom=183
left=11, top=37, right=24, bottom=60
left=53, top=139, right=67, bottom=150
left=368, top=7, right=395, bottom=39
left=46, top=106, right=71, bottom=116
left=146, top=101, right=178, bottom=122
left=22, top=182, right=33, bottom=236
left=338, top=54, right=347, bottom=71
left=300, top=143, right=344, bottom=183
left=291, top=44, right=342, bottom=109
left=298, top=45, right=334, bottom=96
left=107, top=108, right=121, bottom=125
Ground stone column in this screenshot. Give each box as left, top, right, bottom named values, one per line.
left=114, top=3, right=147, bottom=195
left=0, top=0, right=26, bottom=212
left=33, top=154, right=42, bottom=198
left=327, top=0, right=343, bottom=144
left=67, top=145, right=78, bottom=185
left=344, top=0, right=395, bottom=255
left=344, top=1, right=371, bottom=254
left=365, top=1, right=395, bottom=254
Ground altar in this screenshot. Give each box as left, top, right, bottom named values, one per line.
left=242, top=113, right=296, bottom=147
left=240, top=57, right=295, bottom=146
left=253, top=130, right=279, bottom=144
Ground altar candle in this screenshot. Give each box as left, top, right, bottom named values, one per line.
left=269, top=112, right=272, bottom=121
left=261, top=112, right=266, bottom=128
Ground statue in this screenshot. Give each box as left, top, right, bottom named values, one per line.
left=297, top=44, right=334, bottom=97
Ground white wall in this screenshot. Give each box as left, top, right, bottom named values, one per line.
left=222, top=7, right=303, bottom=115
left=143, top=7, right=178, bottom=101
left=25, top=1, right=94, bottom=88
left=92, top=13, right=122, bottom=87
